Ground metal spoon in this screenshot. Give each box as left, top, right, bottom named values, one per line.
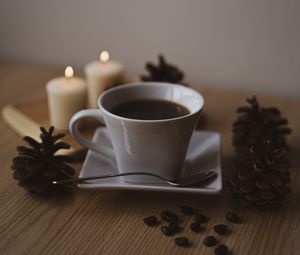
left=52, top=170, right=217, bottom=187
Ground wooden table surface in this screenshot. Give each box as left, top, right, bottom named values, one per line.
left=0, top=61, right=299, bottom=255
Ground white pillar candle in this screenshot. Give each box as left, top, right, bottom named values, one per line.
left=46, top=66, right=87, bottom=130
left=84, top=51, right=124, bottom=108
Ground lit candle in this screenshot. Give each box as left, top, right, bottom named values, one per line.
left=46, top=66, right=87, bottom=130
left=84, top=51, right=124, bottom=108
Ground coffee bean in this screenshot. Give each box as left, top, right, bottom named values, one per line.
left=161, top=225, right=174, bottom=236
left=215, top=244, right=229, bottom=255
left=190, top=221, right=204, bottom=233
left=213, top=224, right=228, bottom=235
left=161, top=210, right=179, bottom=223
left=180, top=205, right=195, bottom=215
left=168, top=222, right=181, bottom=234
left=203, top=236, right=217, bottom=247
left=174, top=237, right=190, bottom=247
left=194, top=214, right=207, bottom=224
left=226, top=212, right=240, bottom=223
left=143, top=216, right=159, bottom=226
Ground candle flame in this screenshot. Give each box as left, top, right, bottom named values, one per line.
left=100, top=50, right=110, bottom=63
left=65, top=66, right=74, bottom=78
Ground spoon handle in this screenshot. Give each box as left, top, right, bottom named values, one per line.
left=54, top=171, right=169, bottom=184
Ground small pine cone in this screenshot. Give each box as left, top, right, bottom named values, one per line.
left=11, top=127, right=75, bottom=196
left=140, top=55, right=186, bottom=85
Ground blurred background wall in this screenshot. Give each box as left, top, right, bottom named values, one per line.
left=0, top=0, right=299, bottom=98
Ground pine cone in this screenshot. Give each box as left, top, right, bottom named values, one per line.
left=11, top=127, right=75, bottom=195
left=140, top=55, right=186, bottom=85
left=233, top=96, right=291, bottom=153
left=228, top=139, right=292, bottom=210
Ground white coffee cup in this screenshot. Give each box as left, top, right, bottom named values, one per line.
left=70, top=82, right=204, bottom=183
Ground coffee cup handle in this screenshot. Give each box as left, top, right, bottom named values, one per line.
left=69, top=109, right=115, bottom=162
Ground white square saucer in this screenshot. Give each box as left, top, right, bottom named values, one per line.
left=78, top=128, right=222, bottom=194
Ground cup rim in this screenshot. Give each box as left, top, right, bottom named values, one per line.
left=98, top=82, right=204, bottom=123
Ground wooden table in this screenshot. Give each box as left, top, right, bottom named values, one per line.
left=0, top=61, right=299, bottom=255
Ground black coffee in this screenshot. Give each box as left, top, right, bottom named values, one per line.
left=111, top=99, right=190, bottom=120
